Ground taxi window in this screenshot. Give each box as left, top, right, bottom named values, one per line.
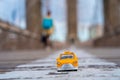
left=60, top=55, right=73, bottom=59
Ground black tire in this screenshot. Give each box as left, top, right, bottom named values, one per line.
left=57, top=70, right=61, bottom=72
left=74, top=69, right=78, bottom=71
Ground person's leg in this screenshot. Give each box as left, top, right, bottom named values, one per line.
left=41, top=34, right=48, bottom=47
left=46, top=35, right=50, bottom=46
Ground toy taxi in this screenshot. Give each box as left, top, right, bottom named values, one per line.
left=56, top=51, right=78, bottom=72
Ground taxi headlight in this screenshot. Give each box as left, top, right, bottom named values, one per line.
left=73, top=61, right=77, bottom=64
left=57, top=62, right=61, bottom=65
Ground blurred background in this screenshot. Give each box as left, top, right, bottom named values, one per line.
left=0, top=0, right=119, bottom=51
left=0, top=0, right=120, bottom=78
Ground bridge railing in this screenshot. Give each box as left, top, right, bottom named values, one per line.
left=94, top=26, right=120, bottom=47
left=0, top=20, right=41, bottom=51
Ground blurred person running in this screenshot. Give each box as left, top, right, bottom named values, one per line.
left=41, top=11, right=54, bottom=48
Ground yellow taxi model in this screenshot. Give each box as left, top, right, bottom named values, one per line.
left=56, top=51, right=78, bottom=72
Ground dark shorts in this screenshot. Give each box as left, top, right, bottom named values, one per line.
left=41, top=34, right=50, bottom=46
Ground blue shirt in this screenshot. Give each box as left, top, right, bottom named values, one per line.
left=42, top=18, right=53, bottom=30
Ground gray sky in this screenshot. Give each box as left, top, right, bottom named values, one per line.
left=0, top=0, right=104, bottom=42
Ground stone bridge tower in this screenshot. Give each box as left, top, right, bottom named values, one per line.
left=26, top=0, right=42, bottom=35
left=104, top=0, right=120, bottom=34
left=94, top=0, right=120, bottom=47
left=67, top=0, right=78, bottom=44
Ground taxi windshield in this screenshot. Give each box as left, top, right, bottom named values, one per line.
left=60, top=55, right=73, bottom=59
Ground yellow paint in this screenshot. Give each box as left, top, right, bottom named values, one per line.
left=56, top=51, right=78, bottom=68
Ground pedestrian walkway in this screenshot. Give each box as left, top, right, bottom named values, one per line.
left=0, top=47, right=120, bottom=80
